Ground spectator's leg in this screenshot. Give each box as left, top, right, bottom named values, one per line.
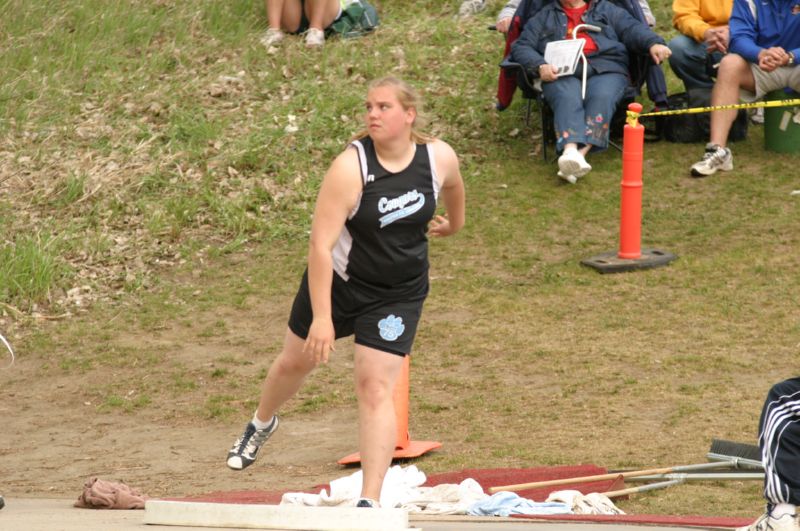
left=304, top=0, right=342, bottom=31
left=759, top=377, right=800, bottom=506
left=542, top=76, right=588, bottom=152
left=709, top=53, right=755, bottom=147
left=265, top=0, right=303, bottom=32
left=789, top=67, right=800, bottom=94
left=582, top=72, right=628, bottom=151
left=668, top=34, right=715, bottom=90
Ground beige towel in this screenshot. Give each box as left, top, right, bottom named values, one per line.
left=74, top=477, right=148, bottom=509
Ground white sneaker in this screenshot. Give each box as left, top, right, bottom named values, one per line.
left=305, top=28, right=325, bottom=47
left=558, top=149, right=592, bottom=178
left=458, top=0, right=487, bottom=17
left=735, top=510, right=798, bottom=531
left=690, top=143, right=733, bottom=177
left=557, top=170, right=578, bottom=184
left=260, top=28, right=284, bottom=47
left=750, top=107, right=765, bottom=124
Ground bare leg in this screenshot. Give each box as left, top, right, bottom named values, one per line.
left=265, top=0, right=303, bottom=32
left=255, top=328, right=317, bottom=423
left=304, top=0, right=342, bottom=31
left=710, top=54, right=756, bottom=148
left=353, top=345, right=405, bottom=501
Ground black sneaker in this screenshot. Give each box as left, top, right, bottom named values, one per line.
left=226, top=416, right=279, bottom=470
left=356, top=498, right=379, bottom=508
left=0, top=495, right=4, bottom=510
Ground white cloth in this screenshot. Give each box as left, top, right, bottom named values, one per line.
left=280, top=465, right=487, bottom=513
left=546, top=489, right=625, bottom=515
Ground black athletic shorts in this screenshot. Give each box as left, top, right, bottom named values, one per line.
left=287, top=270, right=426, bottom=356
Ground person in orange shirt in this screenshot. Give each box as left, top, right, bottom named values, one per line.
left=668, top=0, right=733, bottom=90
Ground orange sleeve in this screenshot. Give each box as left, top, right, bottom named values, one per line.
left=672, top=0, right=711, bottom=42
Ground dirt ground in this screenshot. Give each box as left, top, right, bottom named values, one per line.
left=0, top=272, right=771, bottom=517
left=0, top=298, right=367, bottom=501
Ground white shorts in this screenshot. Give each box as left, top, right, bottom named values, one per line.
left=740, top=65, right=800, bottom=102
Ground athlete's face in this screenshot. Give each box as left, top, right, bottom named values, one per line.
left=364, top=86, right=416, bottom=141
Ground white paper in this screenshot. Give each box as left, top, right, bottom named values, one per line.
left=544, top=39, right=585, bottom=77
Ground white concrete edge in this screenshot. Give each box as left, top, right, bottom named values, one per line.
left=144, top=499, right=410, bottom=530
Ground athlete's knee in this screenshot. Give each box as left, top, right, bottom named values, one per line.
left=355, top=376, right=392, bottom=408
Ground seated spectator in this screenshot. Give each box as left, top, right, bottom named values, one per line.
left=689, top=0, right=800, bottom=177
left=459, top=0, right=487, bottom=18
left=668, top=0, right=731, bottom=92
left=260, top=0, right=344, bottom=48
left=737, top=377, right=800, bottom=531
left=510, top=0, right=670, bottom=183
left=498, top=0, right=653, bottom=34
left=496, top=0, right=521, bottom=33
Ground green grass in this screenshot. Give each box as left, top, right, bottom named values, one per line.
left=0, top=232, right=71, bottom=309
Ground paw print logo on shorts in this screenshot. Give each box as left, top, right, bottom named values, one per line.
left=378, top=314, right=405, bottom=342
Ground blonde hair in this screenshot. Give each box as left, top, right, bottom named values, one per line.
left=351, top=76, right=435, bottom=144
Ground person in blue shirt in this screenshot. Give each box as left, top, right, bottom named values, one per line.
left=689, top=0, right=800, bottom=177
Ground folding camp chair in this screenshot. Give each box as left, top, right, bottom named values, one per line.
left=496, top=0, right=669, bottom=160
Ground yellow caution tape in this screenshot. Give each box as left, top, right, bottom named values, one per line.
left=626, top=98, right=800, bottom=127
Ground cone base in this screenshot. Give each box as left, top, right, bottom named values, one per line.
left=337, top=440, right=442, bottom=465
left=581, top=248, right=677, bottom=274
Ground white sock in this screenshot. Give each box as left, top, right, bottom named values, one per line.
left=252, top=413, right=275, bottom=431
left=772, top=503, right=797, bottom=518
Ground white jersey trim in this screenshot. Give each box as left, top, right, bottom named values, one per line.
left=347, top=140, right=370, bottom=220
left=332, top=226, right=353, bottom=281
left=427, top=143, right=441, bottom=203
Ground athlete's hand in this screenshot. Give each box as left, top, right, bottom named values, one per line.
left=428, top=214, right=454, bottom=237
left=304, top=317, right=335, bottom=364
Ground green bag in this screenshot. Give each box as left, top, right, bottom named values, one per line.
left=329, top=0, right=379, bottom=38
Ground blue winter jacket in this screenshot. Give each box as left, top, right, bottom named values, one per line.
left=729, top=0, right=800, bottom=64
left=510, top=0, right=665, bottom=78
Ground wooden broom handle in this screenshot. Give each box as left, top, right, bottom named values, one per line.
left=487, top=467, right=675, bottom=493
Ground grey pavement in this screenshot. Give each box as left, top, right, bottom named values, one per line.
left=0, top=497, right=711, bottom=531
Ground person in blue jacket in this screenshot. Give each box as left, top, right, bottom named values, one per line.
left=510, top=0, right=670, bottom=184
left=690, top=0, right=800, bottom=177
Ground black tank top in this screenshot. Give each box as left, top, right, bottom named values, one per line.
left=332, top=136, right=440, bottom=296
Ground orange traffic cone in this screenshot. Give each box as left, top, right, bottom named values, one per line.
left=581, top=103, right=676, bottom=273
left=338, top=356, right=441, bottom=465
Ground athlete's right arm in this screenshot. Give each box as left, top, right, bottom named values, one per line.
left=305, top=147, right=362, bottom=365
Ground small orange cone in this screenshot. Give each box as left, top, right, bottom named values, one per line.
left=338, top=356, right=441, bottom=465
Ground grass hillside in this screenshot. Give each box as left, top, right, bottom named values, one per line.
left=1, top=0, right=798, bottom=517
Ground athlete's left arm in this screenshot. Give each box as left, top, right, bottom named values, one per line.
left=428, top=139, right=465, bottom=238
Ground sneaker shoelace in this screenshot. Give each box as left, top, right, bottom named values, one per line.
left=244, top=419, right=277, bottom=452
left=702, top=148, right=726, bottom=164
left=235, top=424, right=257, bottom=454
